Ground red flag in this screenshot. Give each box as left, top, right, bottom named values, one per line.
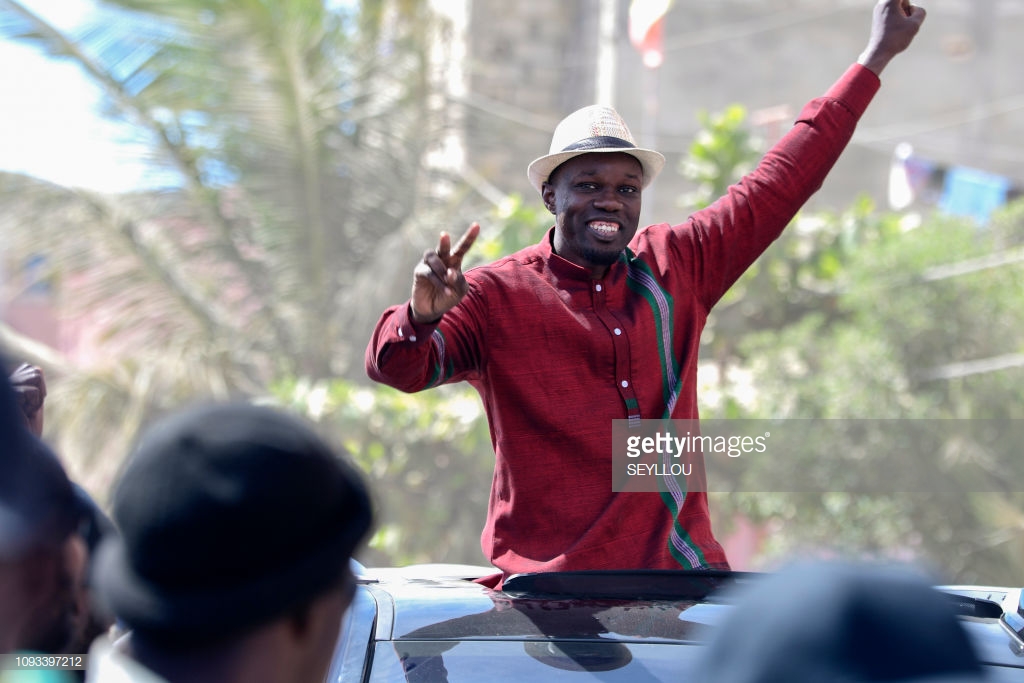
left=629, top=0, right=672, bottom=69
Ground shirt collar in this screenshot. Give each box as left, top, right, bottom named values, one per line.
left=539, top=227, right=628, bottom=284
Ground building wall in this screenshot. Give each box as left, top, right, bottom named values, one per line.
left=462, top=1, right=597, bottom=198
left=461, top=0, right=1024, bottom=224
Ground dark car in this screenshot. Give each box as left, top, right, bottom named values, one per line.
left=326, top=564, right=1024, bottom=682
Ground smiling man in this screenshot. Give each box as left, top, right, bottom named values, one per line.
left=367, top=0, right=926, bottom=585
left=545, top=150, right=647, bottom=276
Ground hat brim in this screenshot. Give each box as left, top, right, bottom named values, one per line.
left=94, top=515, right=366, bottom=645
left=527, top=148, right=665, bottom=194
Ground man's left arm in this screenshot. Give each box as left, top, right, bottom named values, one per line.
left=670, top=0, right=925, bottom=310
left=858, top=0, right=927, bottom=78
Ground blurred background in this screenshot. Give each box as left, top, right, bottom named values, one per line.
left=1, top=0, right=1023, bottom=584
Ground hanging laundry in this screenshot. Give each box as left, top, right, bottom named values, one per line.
left=939, top=165, right=1010, bottom=225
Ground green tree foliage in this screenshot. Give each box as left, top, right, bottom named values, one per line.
left=679, top=104, right=760, bottom=210
left=274, top=196, right=550, bottom=567
left=0, top=0, right=487, bottom=492
left=0, top=0, right=553, bottom=568
left=1, top=0, right=445, bottom=377
left=723, top=210, right=1024, bottom=584
left=687, top=105, right=1024, bottom=583
left=255, top=197, right=549, bottom=570
left=469, top=194, right=550, bottom=267
left=275, top=377, right=494, bottom=566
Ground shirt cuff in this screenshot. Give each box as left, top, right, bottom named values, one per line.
left=391, top=302, right=440, bottom=344
left=823, top=63, right=882, bottom=119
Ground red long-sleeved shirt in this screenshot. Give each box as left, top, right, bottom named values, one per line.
left=367, top=64, right=880, bottom=579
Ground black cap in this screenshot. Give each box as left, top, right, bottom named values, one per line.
left=94, top=402, right=374, bottom=645
left=694, top=561, right=985, bottom=682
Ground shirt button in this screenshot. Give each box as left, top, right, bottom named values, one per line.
left=595, top=284, right=602, bottom=292
left=398, top=327, right=404, bottom=338
left=621, top=380, right=629, bottom=388
left=409, top=335, right=417, bottom=342
left=614, top=328, right=622, bottom=335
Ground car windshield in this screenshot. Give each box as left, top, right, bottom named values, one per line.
left=368, top=640, right=701, bottom=682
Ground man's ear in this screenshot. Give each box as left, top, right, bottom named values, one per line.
left=286, top=584, right=353, bottom=641
left=541, top=183, right=556, bottom=215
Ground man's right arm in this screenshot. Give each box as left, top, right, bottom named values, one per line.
left=366, top=224, right=483, bottom=392
left=410, top=223, right=480, bottom=323
left=366, top=303, right=444, bottom=392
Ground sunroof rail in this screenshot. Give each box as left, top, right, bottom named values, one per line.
left=501, top=569, right=761, bottom=601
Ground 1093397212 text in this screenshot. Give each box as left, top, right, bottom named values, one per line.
left=1, top=655, right=88, bottom=670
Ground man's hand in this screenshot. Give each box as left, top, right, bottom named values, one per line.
left=9, top=362, right=46, bottom=437
left=411, top=223, right=480, bottom=324
left=858, top=0, right=926, bottom=77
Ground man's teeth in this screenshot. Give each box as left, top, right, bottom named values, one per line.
left=589, top=222, right=618, bottom=235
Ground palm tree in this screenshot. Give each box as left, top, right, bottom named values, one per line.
left=0, top=0, right=476, bottom=491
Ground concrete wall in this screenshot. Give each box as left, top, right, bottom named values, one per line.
left=461, top=0, right=1024, bottom=224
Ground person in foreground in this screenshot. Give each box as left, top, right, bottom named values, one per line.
left=86, top=402, right=374, bottom=683
left=693, top=561, right=985, bottom=682
left=6, top=362, right=117, bottom=672
left=366, top=0, right=925, bottom=585
left=1, top=360, right=88, bottom=683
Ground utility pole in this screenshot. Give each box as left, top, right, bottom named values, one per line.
left=597, top=0, right=618, bottom=106
left=966, top=0, right=995, bottom=165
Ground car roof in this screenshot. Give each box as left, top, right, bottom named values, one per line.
left=358, top=565, right=757, bottom=644
left=351, top=564, right=1024, bottom=674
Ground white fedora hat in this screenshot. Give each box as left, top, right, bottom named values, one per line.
left=527, top=104, right=666, bottom=194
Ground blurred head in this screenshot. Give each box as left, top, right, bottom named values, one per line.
left=94, top=402, right=374, bottom=679
left=1, top=363, right=85, bottom=654
left=13, top=533, right=88, bottom=654
left=694, top=561, right=985, bottom=683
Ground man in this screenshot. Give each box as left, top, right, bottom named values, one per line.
left=2, top=445, right=92, bottom=659
left=86, top=402, right=374, bottom=683
left=366, top=0, right=925, bottom=584
left=5, top=362, right=117, bottom=670
left=1, top=361, right=85, bottom=683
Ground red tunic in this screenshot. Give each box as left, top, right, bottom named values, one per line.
left=367, top=64, right=880, bottom=579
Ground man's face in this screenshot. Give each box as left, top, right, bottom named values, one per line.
left=543, top=152, right=643, bottom=277
left=293, top=580, right=355, bottom=683
left=17, top=535, right=87, bottom=653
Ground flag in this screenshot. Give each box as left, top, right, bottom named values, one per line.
left=629, top=0, right=672, bottom=69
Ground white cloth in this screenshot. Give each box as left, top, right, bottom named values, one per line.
left=85, top=635, right=167, bottom=683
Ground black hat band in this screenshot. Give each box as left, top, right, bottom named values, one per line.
left=562, top=136, right=636, bottom=152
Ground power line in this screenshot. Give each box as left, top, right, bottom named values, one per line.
left=855, top=93, right=1024, bottom=145
left=919, top=353, right=1024, bottom=382
left=921, top=246, right=1024, bottom=282
left=448, top=91, right=558, bottom=134
left=853, top=135, right=1024, bottom=173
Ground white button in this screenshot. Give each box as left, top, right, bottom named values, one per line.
left=614, top=328, right=622, bottom=335
left=398, top=327, right=404, bottom=338
left=595, top=284, right=602, bottom=292
left=409, top=335, right=417, bottom=342
left=621, top=380, right=629, bottom=388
